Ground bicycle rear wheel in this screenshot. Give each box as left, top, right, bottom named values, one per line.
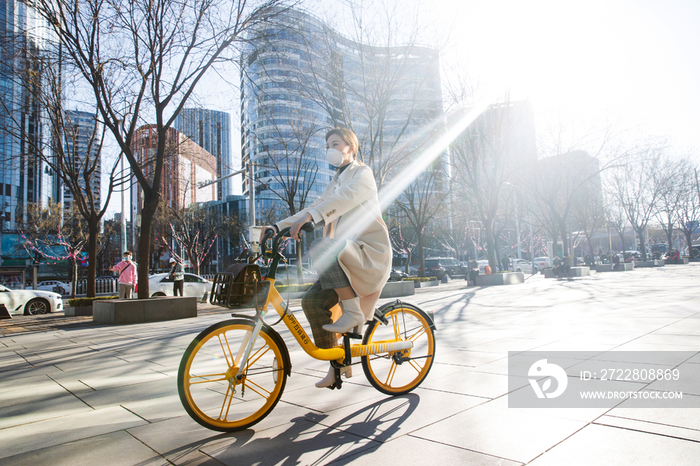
left=178, top=319, right=288, bottom=432
left=361, top=303, right=436, bottom=395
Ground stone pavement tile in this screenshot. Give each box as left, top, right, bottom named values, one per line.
left=595, top=414, right=700, bottom=443
left=0, top=405, right=148, bottom=460
left=410, top=402, right=586, bottom=463
left=467, top=337, right=559, bottom=353
left=280, top=376, right=387, bottom=413
left=589, top=350, right=694, bottom=366
left=120, top=393, right=187, bottom=423
left=0, top=393, right=93, bottom=429
left=310, top=388, right=488, bottom=442
left=71, top=364, right=171, bottom=391
left=488, top=387, right=614, bottom=423
left=0, top=373, right=51, bottom=394
left=418, top=367, right=528, bottom=399
left=0, top=430, right=167, bottom=466
left=527, top=423, right=700, bottom=466
left=0, top=375, right=72, bottom=407
left=197, top=417, right=377, bottom=466
left=335, top=433, right=522, bottom=466
left=436, top=348, right=506, bottom=367
left=0, top=363, right=64, bottom=382
left=52, top=354, right=136, bottom=372
left=627, top=333, right=700, bottom=348
left=606, top=400, right=700, bottom=432
left=75, top=377, right=176, bottom=409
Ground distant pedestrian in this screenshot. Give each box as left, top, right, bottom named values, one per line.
left=467, top=258, right=479, bottom=285
left=169, top=257, right=185, bottom=296
left=501, top=256, right=509, bottom=272
left=110, top=251, right=137, bottom=299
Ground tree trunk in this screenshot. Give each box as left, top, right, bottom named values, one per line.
left=484, top=218, right=497, bottom=271
left=417, top=234, right=425, bottom=277
left=70, top=256, right=78, bottom=299
left=87, top=220, right=98, bottom=297
left=636, top=226, right=648, bottom=260
left=138, top=194, right=159, bottom=298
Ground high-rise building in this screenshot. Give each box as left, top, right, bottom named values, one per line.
left=0, top=0, right=55, bottom=231
left=131, top=125, right=217, bottom=213
left=239, top=8, right=445, bottom=222
left=173, top=108, right=232, bottom=201
left=61, top=110, right=101, bottom=213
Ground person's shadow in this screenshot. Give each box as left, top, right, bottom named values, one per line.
left=165, top=394, right=421, bottom=465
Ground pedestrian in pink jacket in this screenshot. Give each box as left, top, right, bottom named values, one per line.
left=109, top=251, right=137, bottom=299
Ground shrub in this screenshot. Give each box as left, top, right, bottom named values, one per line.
left=276, top=283, right=313, bottom=293
left=402, top=276, right=438, bottom=282
left=68, top=296, right=119, bottom=307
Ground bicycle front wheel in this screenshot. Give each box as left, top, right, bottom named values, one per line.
left=361, top=303, right=436, bottom=395
left=177, top=319, right=288, bottom=432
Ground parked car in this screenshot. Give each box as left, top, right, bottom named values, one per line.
left=148, top=273, right=212, bottom=298
left=477, top=260, right=490, bottom=274
left=389, top=268, right=408, bottom=281
left=509, top=259, right=534, bottom=273
left=260, top=264, right=318, bottom=286
left=420, top=257, right=468, bottom=279
left=27, top=280, right=71, bottom=296
left=0, top=284, right=63, bottom=315
left=623, top=250, right=641, bottom=262
left=532, top=257, right=551, bottom=271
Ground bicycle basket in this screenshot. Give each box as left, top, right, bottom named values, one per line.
left=209, top=264, right=270, bottom=310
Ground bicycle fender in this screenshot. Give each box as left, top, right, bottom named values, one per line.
left=375, top=300, right=437, bottom=331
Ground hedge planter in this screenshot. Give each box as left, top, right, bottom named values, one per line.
left=64, top=306, right=93, bottom=316
left=476, top=272, right=524, bottom=286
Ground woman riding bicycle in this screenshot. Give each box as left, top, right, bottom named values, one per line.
left=262, top=127, right=391, bottom=388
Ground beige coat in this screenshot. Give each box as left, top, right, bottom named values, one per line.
left=275, top=161, right=391, bottom=320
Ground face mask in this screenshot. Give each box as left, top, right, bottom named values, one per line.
left=326, top=148, right=344, bottom=167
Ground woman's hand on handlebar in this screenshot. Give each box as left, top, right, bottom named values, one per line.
left=290, top=213, right=313, bottom=241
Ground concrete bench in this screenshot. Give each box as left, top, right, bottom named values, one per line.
left=544, top=266, right=590, bottom=278
left=93, top=297, right=197, bottom=324
left=380, top=281, right=415, bottom=298
left=476, top=272, right=524, bottom=286
left=413, top=280, right=439, bottom=288
left=633, top=260, right=665, bottom=268
left=595, top=264, right=636, bottom=272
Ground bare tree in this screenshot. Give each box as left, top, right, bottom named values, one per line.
left=27, top=0, right=291, bottom=298
left=161, top=204, right=243, bottom=275
left=19, top=202, right=87, bottom=297
left=675, top=162, right=700, bottom=256
left=654, top=157, right=690, bottom=250
left=609, top=142, right=665, bottom=260
left=392, top=160, right=450, bottom=277
left=450, top=99, right=536, bottom=271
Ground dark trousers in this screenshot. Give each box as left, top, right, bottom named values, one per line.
left=173, top=280, right=184, bottom=296
left=301, top=282, right=339, bottom=349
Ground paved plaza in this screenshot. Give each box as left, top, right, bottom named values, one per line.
left=1, top=264, right=700, bottom=465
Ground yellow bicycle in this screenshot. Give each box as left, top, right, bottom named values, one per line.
left=177, top=224, right=436, bottom=432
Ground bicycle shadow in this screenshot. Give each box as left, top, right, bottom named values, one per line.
left=168, top=393, right=421, bottom=465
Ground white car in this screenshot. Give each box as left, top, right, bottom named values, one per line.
left=27, top=280, right=71, bottom=296
left=477, top=260, right=490, bottom=274
left=509, top=259, right=534, bottom=273
left=0, top=284, right=63, bottom=315
left=148, top=273, right=212, bottom=298
left=533, top=257, right=551, bottom=271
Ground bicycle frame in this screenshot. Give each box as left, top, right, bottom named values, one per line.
left=227, top=227, right=413, bottom=380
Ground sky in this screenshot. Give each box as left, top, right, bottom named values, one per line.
left=430, top=0, right=700, bottom=154
left=104, top=0, right=700, bottom=214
